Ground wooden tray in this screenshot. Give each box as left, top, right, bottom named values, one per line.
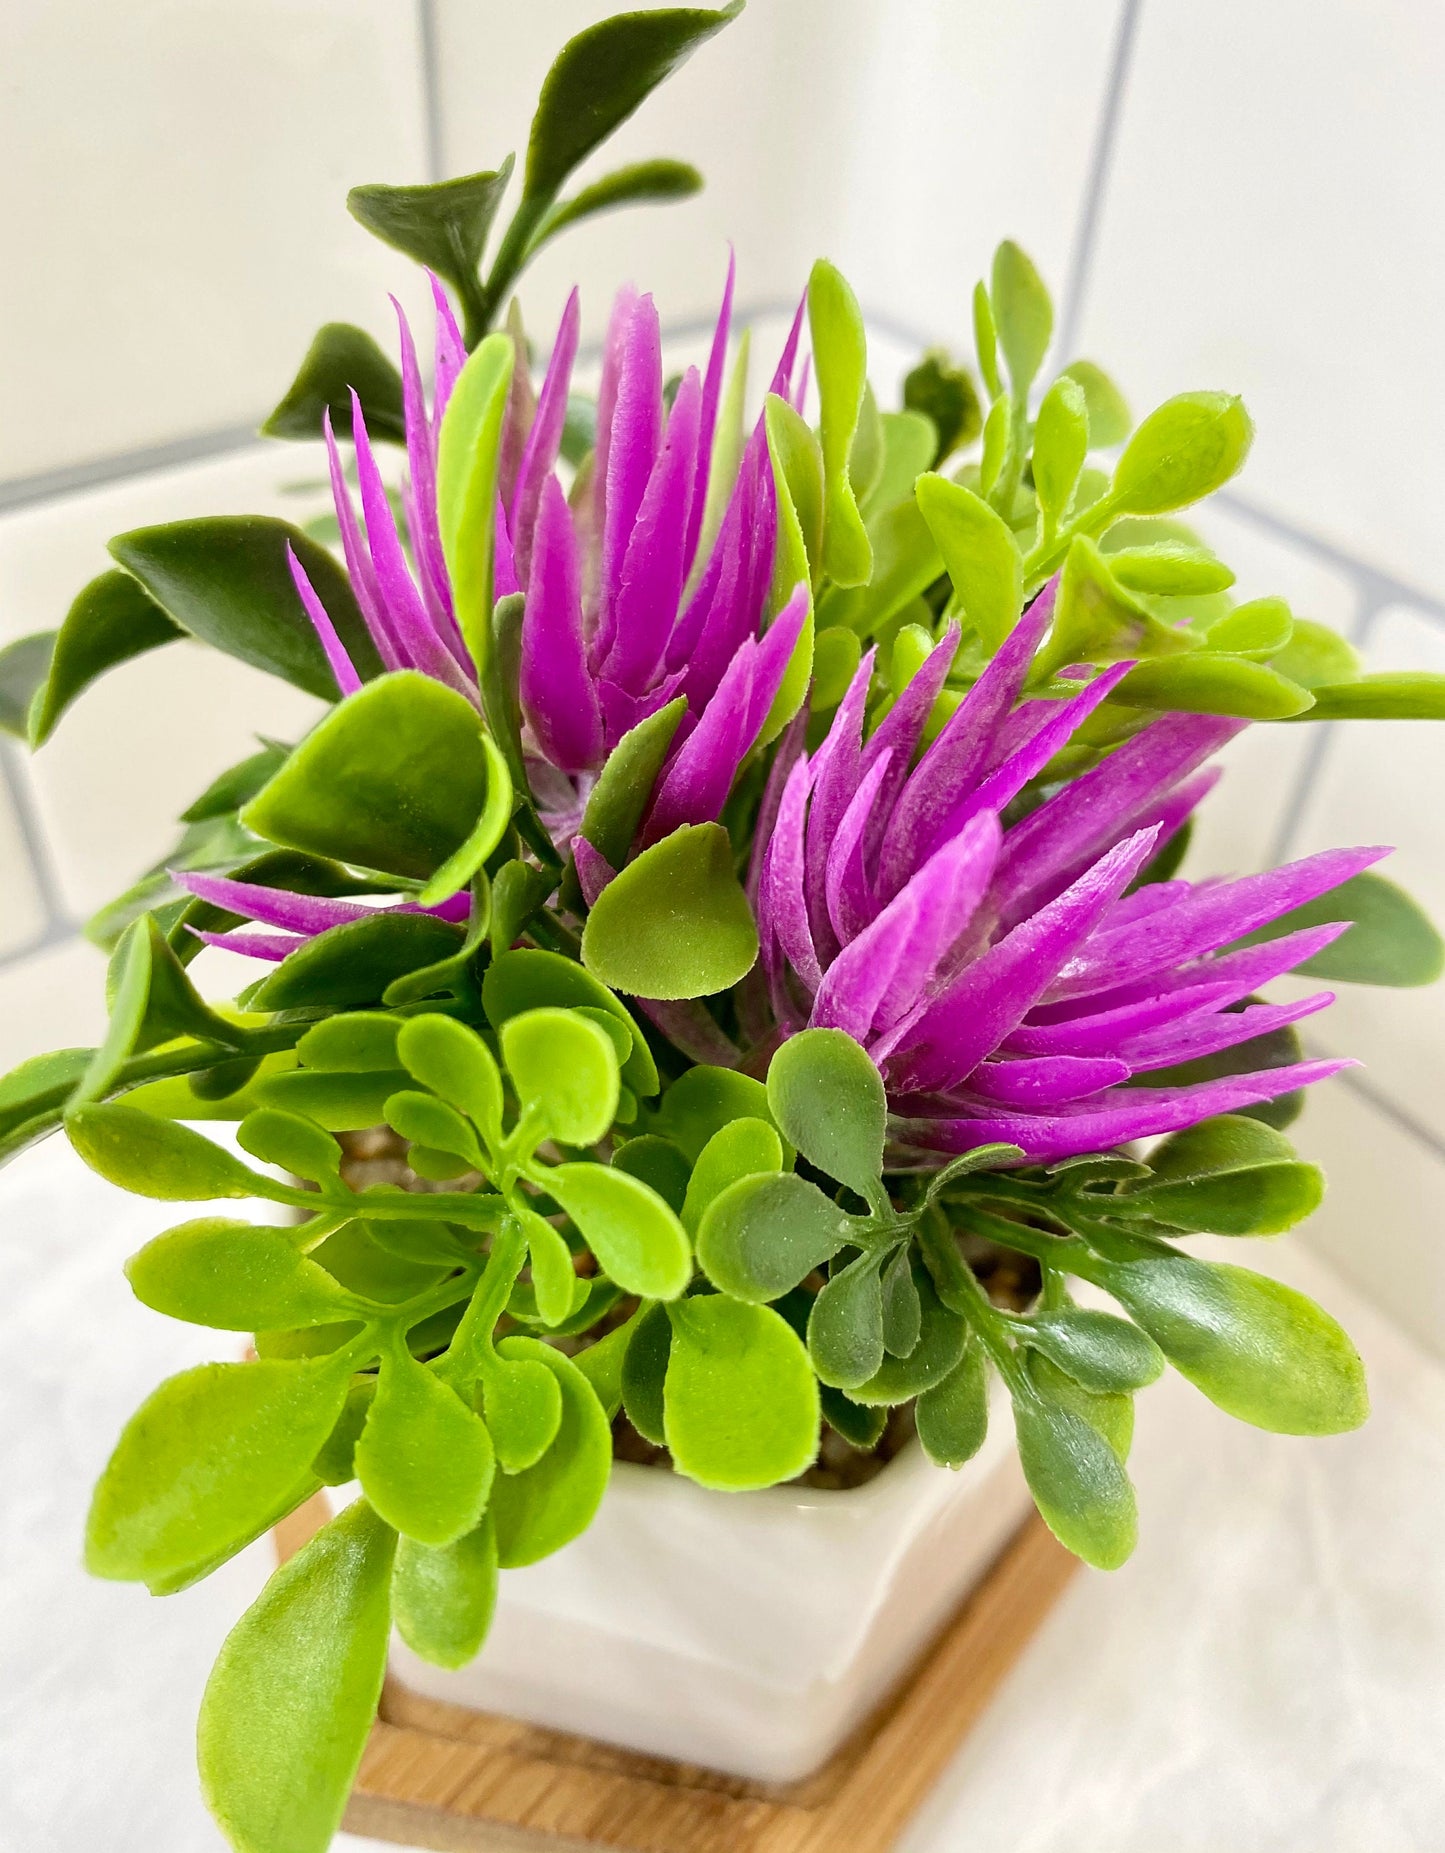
left=275, top=1495, right=1078, bottom=1853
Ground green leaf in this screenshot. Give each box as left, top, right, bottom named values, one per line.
left=513, top=1203, right=578, bottom=1328
left=501, top=1007, right=620, bottom=1147
left=764, top=392, right=824, bottom=586
left=1012, top=1386, right=1137, bottom=1569
left=0, top=1046, right=91, bottom=1149
left=880, top=1243, right=922, bottom=1357
left=1203, top=596, right=1292, bottom=659
left=811, top=624, right=863, bottom=709
left=0, top=630, right=55, bottom=739
left=489, top=1338, right=612, bottom=1568
left=808, top=1252, right=885, bottom=1389
left=242, top=670, right=502, bottom=883
left=262, top=322, right=406, bottom=444
left=1109, top=392, right=1254, bottom=515
left=68, top=1104, right=277, bottom=1202
left=110, top=516, right=382, bottom=699
left=1095, top=1253, right=1368, bottom=1435
left=537, top=158, right=702, bottom=241
left=697, top=1170, right=850, bottom=1301
left=25, top=570, right=182, bottom=745
left=297, top=1011, right=401, bottom=1073
left=254, top=1067, right=418, bottom=1133
left=611, top=1135, right=691, bottom=1212
left=973, top=280, right=1002, bottom=400
left=436, top=334, right=514, bottom=674
left=914, top=473, right=1023, bottom=651
left=1032, top=376, right=1089, bottom=531
left=681, top=1116, right=783, bottom=1237
left=901, top=352, right=981, bottom=467
left=1019, top=1309, right=1164, bottom=1392
left=198, top=1500, right=394, bottom=1853
left=766, top=1027, right=886, bottom=1200
left=1269, top=618, right=1359, bottom=691
left=1108, top=544, right=1235, bottom=597
left=86, top=1355, right=352, bottom=1584
left=394, top=1514, right=498, bottom=1670
left=1059, top=360, right=1131, bottom=447
left=865, top=409, right=940, bottom=516
left=484, top=947, right=657, bottom=1094
left=355, top=1348, right=495, bottom=1546
left=491, top=857, right=555, bottom=954
left=248, top=913, right=466, bottom=1011
left=1118, top=1160, right=1323, bottom=1235
left=1298, top=672, right=1445, bottom=721
left=397, top=1014, right=505, bottom=1147
left=581, top=822, right=758, bottom=1000
left=418, top=731, right=514, bottom=906
left=349, top=163, right=514, bottom=290
left=1145, top=1112, right=1295, bottom=1179
left=547, top=1161, right=691, bottom=1299
left=664, top=1296, right=820, bottom=1490
left=819, top=1385, right=887, bottom=1451
left=568, top=699, right=686, bottom=905
left=383, top=1089, right=487, bottom=1171
left=126, top=1218, right=357, bottom=1331
left=312, top=1380, right=377, bottom=1485
left=828, top=497, right=943, bottom=639
left=1026, top=1353, right=1133, bottom=1460
left=478, top=1347, right=563, bottom=1474
left=180, top=742, right=291, bottom=823
left=1236, top=870, right=1443, bottom=989
left=915, top=1337, right=989, bottom=1468
left=808, top=258, right=873, bottom=587
left=646, top=1064, right=778, bottom=1162
left=621, top=1301, right=672, bottom=1444
left=990, top=241, right=1053, bottom=397
left=1037, top=535, right=1193, bottom=677
left=237, top=1107, right=342, bottom=1184
left=846, top=1266, right=967, bottom=1405
left=1136, top=1012, right=1307, bottom=1132
left=522, top=3, right=742, bottom=206
left=1113, top=654, right=1313, bottom=719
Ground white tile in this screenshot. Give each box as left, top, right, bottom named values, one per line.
left=0, top=761, right=47, bottom=956
left=1286, top=605, right=1445, bottom=1137
left=434, top=0, right=1124, bottom=351
left=1080, top=0, right=1445, bottom=597
left=1291, top=1074, right=1445, bottom=1367
left=1, top=0, right=429, bottom=481
left=0, top=444, right=328, bottom=920
left=0, top=938, right=109, bottom=1070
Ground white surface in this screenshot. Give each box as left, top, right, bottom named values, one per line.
left=393, top=1392, right=1032, bottom=1783
left=3, top=1125, right=1445, bottom=1850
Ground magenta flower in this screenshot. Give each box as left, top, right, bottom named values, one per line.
left=750, top=585, right=1383, bottom=1164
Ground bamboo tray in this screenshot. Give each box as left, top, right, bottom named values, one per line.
left=276, top=1495, right=1076, bottom=1853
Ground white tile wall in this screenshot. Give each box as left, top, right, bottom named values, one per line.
left=0, top=0, right=431, bottom=482
left=1, top=0, right=1442, bottom=1361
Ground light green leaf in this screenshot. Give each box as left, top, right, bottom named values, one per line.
left=1032, top=375, right=1089, bottom=533
left=396, top=1014, right=505, bottom=1148
left=513, top=1203, right=578, bottom=1328
left=1108, top=544, right=1235, bottom=597
left=198, top=1500, right=394, bottom=1853
left=915, top=1337, right=989, bottom=1468
left=1013, top=1386, right=1138, bottom=1569
left=914, top=473, right=1023, bottom=651
left=393, top=1514, right=498, bottom=1670
left=766, top=1027, right=886, bottom=1199
left=1020, top=1309, right=1164, bottom=1392
left=436, top=334, right=514, bottom=674
left=68, top=1104, right=279, bottom=1203
left=1113, top=654, right=1313, bottom=719
left=1299, top=672, right=1445, bottom=721
left=298, top=1011, right=401, bottom=1074
left=126, top=1218, right=358, bottom=1331
left=808, top=258, right=872, bottom=587
left=483, top=947, right=657, bottom=1094
left=1203, top=596, right=1293, bottom=660
left=1109, top=392, right=1254, bottom=515
left=1059, top=360, right=1131, bottom=447
left=489, top=1338, right=611, bottom=1568
left=664, top=1296, right=820, bottom=1490
left=568, top=699, right=686, bottom=903
left=990, top=241, right=1053, bottom=397
left=383, top=1089, right=487, bottom=1171
left=581, top=822, right=758, bottom=1000
left=501, top=1007, right=619, bottom=1147
left=237, top=1107, right=342, bottom=1184
left=355, top=1348, right=495, bottom=1546
left=547, top=1161, right=691, bottom=1299
left=646, top=1064, right=779, bottom=1163
left=681, top=1116, right=784, bottom=1237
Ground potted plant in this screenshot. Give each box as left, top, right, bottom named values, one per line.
left=3, top=6, right=1443, bottom=1850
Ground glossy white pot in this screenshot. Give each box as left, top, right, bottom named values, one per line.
left=389, top=1379, right=1034, bottom=1784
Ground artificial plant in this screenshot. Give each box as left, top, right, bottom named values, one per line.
left=2, top=8, right=1444, bottom=1853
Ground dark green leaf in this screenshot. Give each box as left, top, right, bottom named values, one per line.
left=1019, top=1309, right=1164, bottom=1391
left=247, top=914, right=466, bottom=1011
left=581, top=822, right=758, bottom=1000
left=647, top=1064, right=777, bottom=1163
left=766, top=1027, right=886, bottom=1199
left=536, top=158, right=701, bottom=241
left=489, top=1338, right=612, bottom=1568
left=902, top=351, right=981, bottom=466
left=819, top=1386, right=887, bottom=1451
left=261, top=322, right=406, bottom=444
left=1096, top=1252, right=1368, bottom=1434
left=197, top=1500, right=394, bottom=1853
left=1118, top=1162, right=1323, bottom=1235
left=86, top=1355, right=353, bottom=1584
left=915, top=1337, right=989, bottom=1468
left=664, top=1295, right=820, bottom=1490
left=355, top=1348, right=494, bottom=1546
left=0, top=630, right=56, bottom=739
left=24, top=569, right=182, bottom=745
left=847, top=1267, right=967, bottom=1406
left=522, top=3, right=743, bottom=205
left=349, top=163, right=514, bottom=290
left=610, top=1134, right=691, bottom=1212
left=110, top=516, right=382, bottom=699
left=394, top=1514, right=498, bottom=1670
left=180, top=742, right=291, bottom=823
left=808, top=1252, right=885, bottom=1389
left=697, top=1170, right=850, bottom=1301
left=1234, top=870, right=1443, bottom=989
left=621, top=1301, right=672, bottom=1444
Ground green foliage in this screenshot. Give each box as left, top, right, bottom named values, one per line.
left=261, top=322, right=406, bottom=445
left=990, top=240, right=1053, bottom=397
left=915, top=1339, right=990, bottom=1468
left=489, top=1340, right=612, bottom=1568
left=1233, top=870, right=1444, bottom=988
left=567, top=700, right=686, bottom=907
left=1032, top=375, right=1089, bottom=535
left=0, top=630, right=57, bottom=740
left=664, top=1295, right=820, bottom=1489
left=581, top=823, right=759, bottom=999
left=500, top=1007, right=620, bottom=1146
left=846, top=1267, right=967, bottom=1406
left=1108, top=392, right=1254, bottom=515
left=125, top=1218, right=358, bottom=1331
left=766, top=1027, right=886, bottom=1200
left=808, top=258, right=873, bottom=587
left=914, top=473, right=1023, bottom=651
left=355, top=1345, right=495, bottom=1546
left=23, top=569, right=182, bottom=745
left=697, top=1170, right=850, bottom=1301
left=198, top=1500, right=394, bottom=1853
left=436, top=335, right=514, bottom=673
left=1301, top=672, right=1445, bottom=720
left=547, top=1162, right=691, bottom=1300
left=1012, top=1385, right=1138, bottom=1570
left=902, top=350, right=981, bottom=464
left=68, top=1104, right=283, bottom=1203
left=483, top=947, right=658, bottom=1094
left=1058, top=360, right=1131, bottom=446
left=808, top=1252, right=886, bottom=1390
left=681, top=1116, right=783, bottom=1236
left=393, top=1515, right=499, bottom=1670
left=349, top=166, right=515, bottom=298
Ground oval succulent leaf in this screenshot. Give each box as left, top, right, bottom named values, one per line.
left=1109, top=391, right=1254, bottom=516
left=501, top=1007, right=620, bottom=1147
left=547, top=1162, right=692, bottom=1299
left=808, top=1251, right=886, bottom=1390
left=916, top=1338, right=990, bottom=1469
left=396, top=1014, right=506, bottom=1147
left=664, top=1296, right=820, bottom=1491
left=237, top=1108, right=341, bottom=1185
left=766, top=1027, right=886, bottom=1200
left=355, top=1350, right=495, bottom=1547
left=846, top=1266, right=968, bottom=1406
left=697, top=1170, right=850, bottom=1303
left=681, top=1117, right=784, bottom=1237
left=125, top=1219, right=359, bottom=1332
left=1012, top=1387, right=1139, bottom=1570
left=620, top=1302, right=672, bottom=1445
left=393, top=1514, right=499, bottom=1672
left=1019, top=1309, right=1165, bottom=1393
left=68, top=1105, right=277, bottom=1204
left=489, top=1339, right=612, bottom=1569
left=479, top=1350, right=564, bottom=1474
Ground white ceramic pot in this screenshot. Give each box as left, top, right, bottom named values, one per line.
left=389, top=1379, right=1034, bottom=1784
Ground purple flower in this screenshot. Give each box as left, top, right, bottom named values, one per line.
left=287, top=264, right=809, bottom=850
left=750, top=585, right=1383, bottom=1164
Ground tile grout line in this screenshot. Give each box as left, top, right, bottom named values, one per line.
left=1056, top=0, right=1144, bottom=364
left=0, top=739, right=76, bottom=945
left=416, top=0, right=445, bottom=186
